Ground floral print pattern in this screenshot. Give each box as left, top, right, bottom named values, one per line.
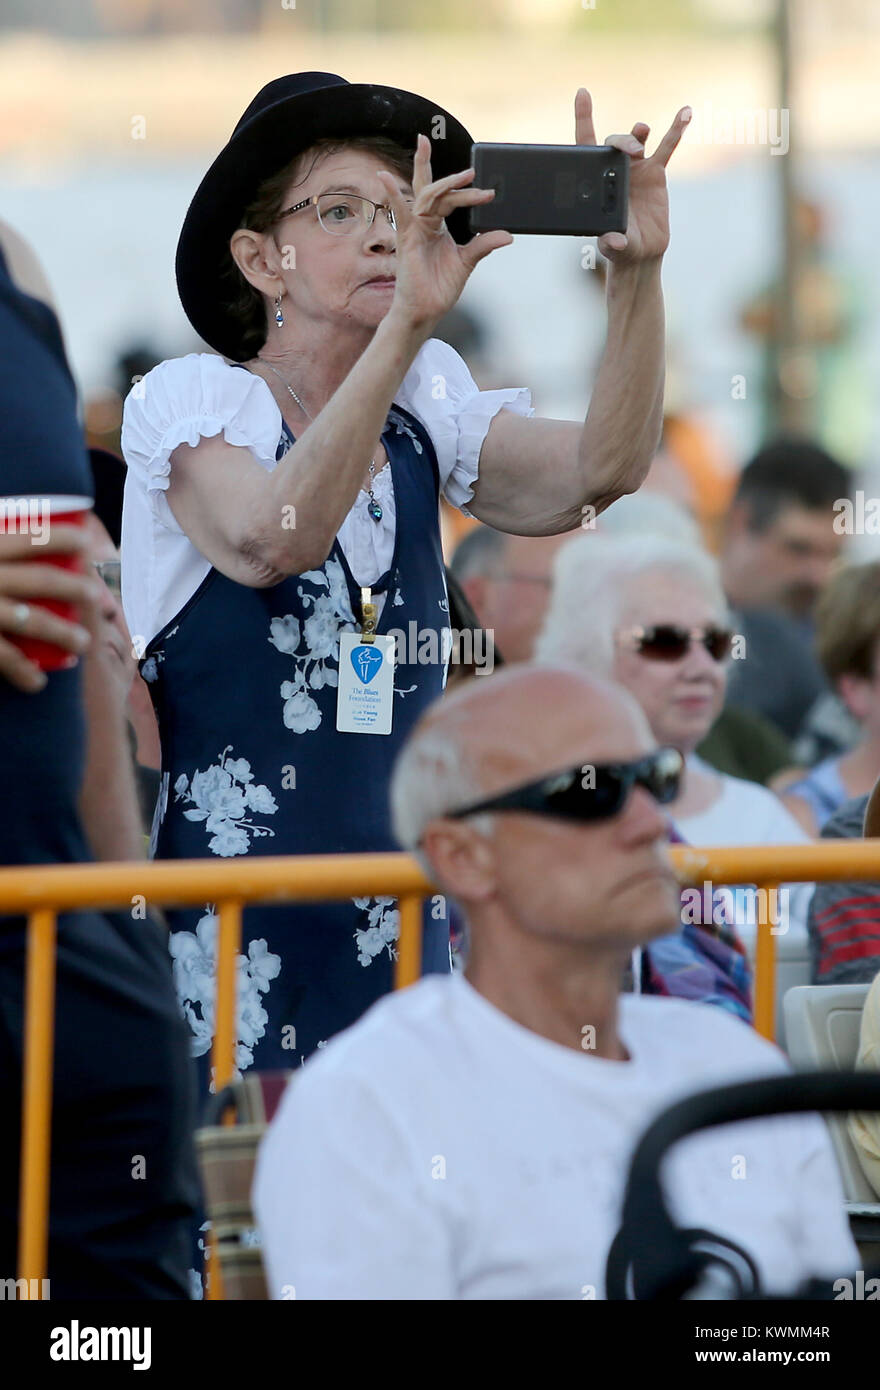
left=352, top=896, right=401, bottom=967
left=268, top=555, right=357, bottom=734
left=174, top=747, right=278, bottom=857
left=388, top=410, right=424, bottom=455
left=141, top=652, right=163, bottom=684
left=169, top=908, right=282, bottom=1075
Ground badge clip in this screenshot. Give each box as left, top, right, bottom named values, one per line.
left=360, top=586, right=378, bottom=645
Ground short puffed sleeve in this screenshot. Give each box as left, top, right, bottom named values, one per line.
left=120, top=352, right=282, bottom=530
left=395, top=338, right=535, bottom=515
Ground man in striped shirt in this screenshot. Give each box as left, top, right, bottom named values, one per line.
left=808, top=795, right=880, bottom=982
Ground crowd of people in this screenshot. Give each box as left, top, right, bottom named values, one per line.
left=2, top=69, right=880, bottom=1301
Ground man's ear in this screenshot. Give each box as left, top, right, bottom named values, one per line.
left=421, top=819, right=496, bottom=905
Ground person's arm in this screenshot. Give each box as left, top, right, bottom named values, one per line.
left=77, top=542, right=145, bottom=863
left=77, top=636, right=145, bottom=861
left=162, top=308, right=433, bottom=586
left=780, top=788, right=819, bottom=837
left=463, top=95, right=692, bottom=535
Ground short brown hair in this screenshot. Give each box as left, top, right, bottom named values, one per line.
left=221, top=135, right=414, bottom=361
left=816, top=561, right=880, bottom=682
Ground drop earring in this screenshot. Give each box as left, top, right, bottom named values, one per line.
left=274, top=291, right=284, bottom=328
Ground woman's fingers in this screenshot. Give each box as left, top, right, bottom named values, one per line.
left=575, top=87, right=597, bottom=145
left=459, top=227, right=514, bottom=272
left=416, top=166, right=480, bottom=220
left=650, top=106, right=692, bottom=166
left=381, top=164, right=493, bottom=238
left=597, top=230, right=628, bottom=256
left=417, top=169, right=498, bottom=225
left=604, top=132, right=647, bottom=159
left=376, top=168, right=431, bottom=237
left=411, top=132, right=433, bottom=195
left=375, top=168, right=406, bottom=221
left=430, top=185, right=497, bottom=223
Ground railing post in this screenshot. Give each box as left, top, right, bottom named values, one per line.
left=212, top=897, right=243, bottom=1094
left=206, top=897, right=242, bottom=1303
left=18, top=908, right=57, bottom=1295
left=395, top=895, right=423, bottom=989
left=754, top=882, right=778, bottom=1041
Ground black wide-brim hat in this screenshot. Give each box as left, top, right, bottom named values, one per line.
left=175, top=72, right=475, bottom=362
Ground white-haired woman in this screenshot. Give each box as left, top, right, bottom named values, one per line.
left=535, top=532, right=812, bottom=987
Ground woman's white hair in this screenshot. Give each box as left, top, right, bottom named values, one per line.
left=534, top=529, right=730, bottom=676
left=596, top=490, right=702, bottom=546
left=390, top=720, right=493, bottom=871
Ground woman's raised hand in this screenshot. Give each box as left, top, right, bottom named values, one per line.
left=575, top=87, right=691, bottom=266
left=375, top=133, right=513, bottom=335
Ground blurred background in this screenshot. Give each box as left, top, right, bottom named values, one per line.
left=2, top=0, right=879, bottom=547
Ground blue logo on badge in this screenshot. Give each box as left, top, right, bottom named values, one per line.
left=351, top=644, right=384, bottom=684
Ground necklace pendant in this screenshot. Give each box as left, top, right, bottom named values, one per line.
left=368, top=499, right=384, bottom=522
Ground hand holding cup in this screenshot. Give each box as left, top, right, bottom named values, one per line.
left=0, top=499, right=100, bottom=692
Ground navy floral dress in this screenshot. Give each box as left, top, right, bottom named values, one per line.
left=140, top=402, right=452, bottom=1089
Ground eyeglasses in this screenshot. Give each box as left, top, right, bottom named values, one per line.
left=93, top=559, right=122, bottom=599
left=273, top=192, right=414, bottom=236
left=616, top=624, right=733, bottom=663
left=443, top=746, right=684, bottom=829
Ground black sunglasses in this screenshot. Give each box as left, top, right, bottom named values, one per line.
left=618, top=624, right=733, bottom=663
left=445, top=746, right=684, bottom=828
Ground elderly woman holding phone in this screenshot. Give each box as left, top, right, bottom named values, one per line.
left=120, top=71, right=690, bottom=1078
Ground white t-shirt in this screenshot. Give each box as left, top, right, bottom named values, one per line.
left=119, top=341, right=534, bottom=649
left=676, top=756, right=811, bottom=848
left=675, top=756, right=813, bottom=945
left=252, top=974, right=857, bottom=1301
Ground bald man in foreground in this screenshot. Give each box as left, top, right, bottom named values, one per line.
left=254, top=666, right=857, bottom=1300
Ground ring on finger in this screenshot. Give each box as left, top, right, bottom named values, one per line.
left=11, top=602, right=30, bottom=632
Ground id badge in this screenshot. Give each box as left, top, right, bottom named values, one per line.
left=336, top=631, right=396, bottom=735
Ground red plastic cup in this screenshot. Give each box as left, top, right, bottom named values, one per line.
left=0, top=495, right=93, bottom=671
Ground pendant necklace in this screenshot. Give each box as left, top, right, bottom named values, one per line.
left=259, top=359, right=384, bottom=522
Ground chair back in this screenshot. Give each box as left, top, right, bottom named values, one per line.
left=195, top=1070, right=294, bottom=1300
left=783, top=984, right=874, bottom=1200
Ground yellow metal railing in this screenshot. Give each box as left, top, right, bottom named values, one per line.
left=0, top=852, right=432, bottom=1297
left=4, top=839, right=880, bottom=1297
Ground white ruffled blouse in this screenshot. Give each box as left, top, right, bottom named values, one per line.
left=120, top=340, right=534, bottom=649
